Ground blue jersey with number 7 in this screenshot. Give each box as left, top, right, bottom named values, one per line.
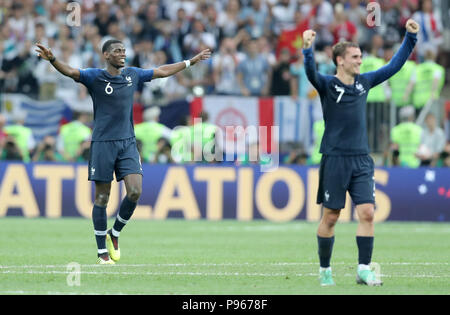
left=302, top=32, right=417, bottom=155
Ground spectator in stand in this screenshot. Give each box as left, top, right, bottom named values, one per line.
left=239, top=0, right=270, bottom=39
left=346, top=0, right=369, bottom=47
left=412, top=0, right=443, bottom=62
left=300, top=0, right=334, bottom=49
left=217, top=0, right=241, bottom=38
left=212, top=37, right=244, bottom=95
left=270, top=0, right=298, bottom=35
left=153, top=24, right=182, bottom=64
left=183, top=18, right=216, bottom=59
left=379, top=0, right=403, bottom=47
left=417, top=113, right=446, bottom=166
left=270, top=48, right=294, bottom=96
left=93, top=1, right=118, bottom=38
left=237, top=39, right=271, bottom=96
left=331, top=4, right=358, bottom=44
left=318, top=45, right=336, bottom=75
left=153, top=138, right=175, bottom=164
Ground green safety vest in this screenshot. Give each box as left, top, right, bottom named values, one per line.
left=310, top=119, right=325, bottom=165
left=4, top=124, right=33, bottom=162
left=170, top=126, right=192, bottom=163
left=391, top=122, right=422, bottom=168
left=60, top=121, right=92, bottom=160
left=135, top=121, right=167, bottom=162
left=389, top=60, right=416, bottom=107
left=190, top=122, right=217, bottom=151
left=412, top=61, right=445, bottom=109
left=360, top=56, right=386, bottom=102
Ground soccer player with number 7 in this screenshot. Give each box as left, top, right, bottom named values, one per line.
left=35, top=40, right=211, bottom=264
left=302, top=19, right=419, bottom=286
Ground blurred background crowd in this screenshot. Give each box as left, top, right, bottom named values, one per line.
left=0, top=0, right=449, bottom=168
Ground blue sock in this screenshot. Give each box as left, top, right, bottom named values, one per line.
left=356, top=236, right=374, bottom=265
left=92, top=204, right=107, bottom=253
left=317, top=235, right=335, bottom=268
left=112, top=197, right=137, bottom=235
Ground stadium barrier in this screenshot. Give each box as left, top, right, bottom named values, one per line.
left=0, top=162, right=448, bottom=221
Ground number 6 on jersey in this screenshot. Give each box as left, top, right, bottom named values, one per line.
left=105, top=81, right=113, bottom=94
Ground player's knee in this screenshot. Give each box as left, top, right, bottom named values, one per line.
left=357, top=205, right=374, bottom=223
left=127, top=186, right=141, bottom=203
left=322, top=212, right=340, bottom=228
left=95, top=193, right=110, bottom=207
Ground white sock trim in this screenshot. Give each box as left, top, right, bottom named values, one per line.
left=319, top=267, right=332, bottom=272
left=116, top=214, right=128, bottom=224
left=111, top=228, right=120, bottom=238
left=94, top=230, right=107, bottom=236
left=97, top=249, right=108, bottom=254
left=358, top=264, right=371, bottom=271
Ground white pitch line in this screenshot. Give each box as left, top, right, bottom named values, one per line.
left=0, top=262, right=448, bottom=269
left=0, top=270, right=449, bottom=279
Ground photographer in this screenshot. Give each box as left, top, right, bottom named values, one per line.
left=31, top=135, right=63, bottom=162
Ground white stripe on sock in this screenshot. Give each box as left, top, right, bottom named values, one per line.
left=111, top=228, right=120, bottom=238
left=97, top=249, right=108, bottom=254
left=94, top=230, right=107, bottom=236
left=116, top=214, right=128, bottom=224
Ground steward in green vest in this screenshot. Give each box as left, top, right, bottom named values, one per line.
left=309, top=119, right=325, bottom=165
left=58, top=112, right=92, bottom=161
left=412, top=50, right=445, bottom=109
left=360, top=55, right=387, bottom=103
left=390, top=106, right=422, bottom=168
left=389, top=60, right=416, bottom=107
left=190, top=111, right=219, bottom=163
left=4, top=113, right=35, bottom=162
left=134, top=107, right=172, bottom=163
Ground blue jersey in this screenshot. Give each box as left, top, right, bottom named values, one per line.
left=76, top=67, right=154, bottom=141
left=303, top=32, right=417, bottom=155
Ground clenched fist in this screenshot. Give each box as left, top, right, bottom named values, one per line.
left=303, top=30, right=316, bottom=49
left=405, top=19, right=419, bottom=34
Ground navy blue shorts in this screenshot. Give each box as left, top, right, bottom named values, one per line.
left=88, top=137, right=143, bottom=182
left=317, top=154, right=375, bottom=210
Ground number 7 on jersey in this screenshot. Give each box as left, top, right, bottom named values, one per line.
left=334, top=85, right=344, bottom=103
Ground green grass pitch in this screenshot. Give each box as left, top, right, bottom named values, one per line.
left=0, top=218, right=449, bottom=295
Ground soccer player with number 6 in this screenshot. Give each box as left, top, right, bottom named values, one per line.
left=302, top=19, right=419, bottom=286
left=35, top=40, right=211, bottom=264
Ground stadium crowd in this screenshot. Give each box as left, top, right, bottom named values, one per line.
left=0, top=0, right=449, bottom=167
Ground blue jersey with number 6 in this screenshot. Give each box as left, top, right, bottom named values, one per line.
left=303, top=32, right=417, bottom=155
left=76, top=67, right=154, bottom=141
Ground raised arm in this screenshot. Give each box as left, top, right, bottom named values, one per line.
left=363, top=19, right=419, bottom=88
left=153, top=49, right=212, bottom=79
left=35, top=43, right=80, bottom=81
left=302, top=30, right=327, bottom=93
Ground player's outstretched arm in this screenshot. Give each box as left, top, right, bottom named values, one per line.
left=302, top=30, right=326, bottom=93
left=35, top=43, right=80, bottom=81
left=153, top=49, right=212, bottom=79
left=363, top=19, right=419, bottom=87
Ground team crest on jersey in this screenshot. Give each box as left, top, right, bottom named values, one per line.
left=355, top=82, right=366, bottom=95
left=126, top=76, right=132, bottom=86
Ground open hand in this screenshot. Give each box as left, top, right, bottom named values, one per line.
left=35, top=43, right=55, bottom=61
left=190, top=49, right=212, bottom=66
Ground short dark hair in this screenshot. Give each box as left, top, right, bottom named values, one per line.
left=102, top=39, right=123, bottom=53
left=332, top=41, right=360, bottom=66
